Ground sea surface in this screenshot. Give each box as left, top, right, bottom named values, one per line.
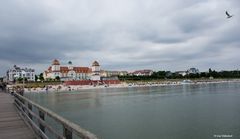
left=25, top=82, right=240, bottom=139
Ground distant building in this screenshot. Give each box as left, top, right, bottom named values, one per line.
left=175, top=68, right=199, bottom=76
left=175, top=71, right=187, bottom=76
left=43, top=59, right=101, bottom=81
left=61, top=61, right=121, bottom=85
left=187, top=68, right=199, bottom=74
left=6, top=65, right=35, bottom=82
left=131, top=69, right=153, bottom=76
left=101, top=70, right=128, bottom=77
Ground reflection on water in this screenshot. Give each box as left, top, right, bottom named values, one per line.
left=26, top=82, right=240, bottom=139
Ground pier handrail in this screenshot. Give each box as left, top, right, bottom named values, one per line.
left=13, top=92, right=99, bottom=139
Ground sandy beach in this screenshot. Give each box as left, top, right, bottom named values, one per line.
left=14, top=79, right=240, bottom=93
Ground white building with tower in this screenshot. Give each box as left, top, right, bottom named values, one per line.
left=44, top=59, right=101, bottom=81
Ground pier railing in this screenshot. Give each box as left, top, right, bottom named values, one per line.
left=13, top=92, right=99, bottom=139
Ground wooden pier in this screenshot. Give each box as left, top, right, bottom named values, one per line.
left=1, top=86, right=98, bottom=139
left=0, top=91, right=36, bottom=139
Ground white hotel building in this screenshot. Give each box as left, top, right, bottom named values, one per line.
left=7, top=65, right=35, bottom=82
left=43, top=59, right=101, bottom=81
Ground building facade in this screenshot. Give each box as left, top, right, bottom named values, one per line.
left=175, top=68, right=200, bottom=77
left=91, top=61, right=101, bottom=81
left=101, top=70, right=128, bottom=77
left=6, top=65, right=35, bottom=82
left=187, top=68, right=200, bottom=74
left=175, top=71, right=187, bottom=76
left=44, top=59, right=101, bottom=81
left=131, top=69, right=153, bottom=76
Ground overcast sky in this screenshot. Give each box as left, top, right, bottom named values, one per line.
left=0, top=0, right=240, bottom=75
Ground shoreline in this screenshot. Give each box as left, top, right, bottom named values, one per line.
left=17, top=79, right=240, bottom=93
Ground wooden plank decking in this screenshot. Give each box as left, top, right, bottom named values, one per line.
left=0, top=91, right=36, bottom=139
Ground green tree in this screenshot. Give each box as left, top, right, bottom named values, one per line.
left=17, top=77, right=23, bottom=82
left=24, top=77, right=28, bottom=82
left=55, top=76, right=60, bottom=81
left=35, top=75, right=39, bottom=82
left=212, top=70, right=219, bottom=78
left=209, top=68, right=212, bottom=73
left=39, top=73, right=44, bottom=81
left=200, top=72, right=207, bottom=78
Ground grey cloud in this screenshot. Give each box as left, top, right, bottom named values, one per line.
left=0, top=0, right=240, bottom=75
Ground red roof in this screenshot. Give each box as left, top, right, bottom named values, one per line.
left=60, top=66, right=90, bottom=73
left=73, top=67, right=89, bottom=73
left=88, top=68, right=92, bottom=73
left=60, top=67, right=68, bottom=71
left=46, top=66, right=91, bottom=74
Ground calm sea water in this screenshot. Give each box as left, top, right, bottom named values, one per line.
left=26, top=82, right=240, bottom=139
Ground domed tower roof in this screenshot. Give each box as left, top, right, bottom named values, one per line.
left=92, top=61, right=100, bottom=66
left=68, top=61, right=72, bottom=65
left=52, top=59, right=60, bottom=65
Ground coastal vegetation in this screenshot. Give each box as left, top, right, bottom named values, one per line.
left=119, top=69, right=240, bottom=81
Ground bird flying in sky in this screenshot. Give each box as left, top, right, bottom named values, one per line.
left=226, top=11, right=233, bottom=18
